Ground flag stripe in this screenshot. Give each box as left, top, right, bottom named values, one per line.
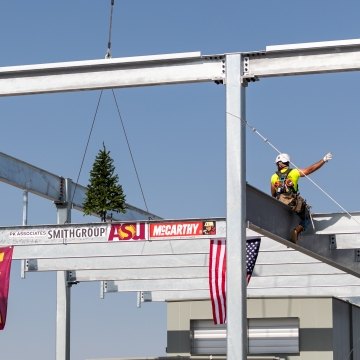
left=209, top=239, right=216, bottom=322
left=216, top=240, right=226, bottom=324
left=209, top=239, right=226, bottom=324
left=209, top=238, right=261, bottom=325
left=219, top=242, right=226, bottom=323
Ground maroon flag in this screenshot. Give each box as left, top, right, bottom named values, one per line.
left=0, top=246, right=13, bottom=330
left=209, top=238, right=261, bottom=324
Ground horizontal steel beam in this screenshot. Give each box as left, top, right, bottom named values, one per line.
left=24, top=235, right=360, bottom=301
left=244, top=38, right=360, bottom=79
left=25, top=254, right=209, bottom=271
left=246, top=184, right=360, bottom=277
left=0, top=53, right=225, bottom=96
left=246, top=184, right=360, bottom=240
left=67, top=267, right=206, bottom=282
left=104, top=278, right=208, bottom=292
left=3, top=183, right=360, bottom=282
left=0, top=218, right=226, bottom=246
left=1, top=39, right=359, bottom=97
left=249, top=224, right=360, bottom=278
left=0, top=152, right=160, bottom=221
left=103, top=272, right=360, bottom=295
left=246, top=184, right=300, bottom=241
left=14, top=238, right=210, bottom=260
left=141, top=288, right=360, bottom=302
left=140, top=290, right=210, bottom=302
left=21, top=240, right=344, bottom=271
left=24, top=246, right=351, bottom=275
left=247, top=286, right=360, bottom=297
left=311, top=212, right=360, bottom=235
left=82, top=356, right=227, bottom=360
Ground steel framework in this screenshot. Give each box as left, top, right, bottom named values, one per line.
left=1, top=38, right=360, bottom=360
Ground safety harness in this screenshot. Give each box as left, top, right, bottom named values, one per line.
left=275, top=168, right=297, bottom=197
left=274, top=167, right=313, bottom=232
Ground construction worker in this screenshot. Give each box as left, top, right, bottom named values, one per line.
left=271, top=152, right=333, bottom=243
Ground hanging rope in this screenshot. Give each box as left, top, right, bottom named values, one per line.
left=71, top=91, right=104, bottom=204
left=111, top=90, right=150, bottom=213
left=227, top=111, right=360, bottom=226
left=105, top=0, right=115, bottom=59
left=72, top=0, right=150, bottom=216
left=104, top=0, right=150, bottom=213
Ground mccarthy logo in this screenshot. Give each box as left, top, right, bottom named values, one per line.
left=150, top=222, right=203, bottom=238
left=108, top=223, right=146, bottom=241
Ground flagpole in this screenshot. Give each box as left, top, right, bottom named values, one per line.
left=226, top=53, right=248, bottom=360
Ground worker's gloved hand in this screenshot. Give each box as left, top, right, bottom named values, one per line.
left=323, top=152, right=332, bottom=162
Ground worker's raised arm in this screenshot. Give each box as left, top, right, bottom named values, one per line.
left=298, top=152, right=332, bottom=177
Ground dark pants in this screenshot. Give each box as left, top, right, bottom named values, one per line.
left=298, top=205, right=310, bottom=230
left=277, top=193, right=310, bottom=230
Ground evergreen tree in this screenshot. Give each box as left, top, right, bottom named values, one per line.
left=83, top=144, right=126, bottom=221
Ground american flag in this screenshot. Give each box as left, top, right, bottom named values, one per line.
left=209, top=238, right=261, bottom=325
left=246, top=238, right=261, bottom=283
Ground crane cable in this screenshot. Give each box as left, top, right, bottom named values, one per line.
left=73, top=0, right=150, bottom=215
left=104, top=0, right=150, bottom=213
left=71, top=91, right=104, bottom=205
left=228, top=112, right=360, bottom=226
left=111, top=89, right=150, bottom=213
left=105, top=0, right=115, bottom=59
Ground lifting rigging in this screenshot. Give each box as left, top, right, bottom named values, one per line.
left=73, top=0, right=150, bottom=215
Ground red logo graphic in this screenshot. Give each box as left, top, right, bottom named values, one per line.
left=202, top=220, right=216, bottom=235
left=108, top=223, right=146, bottom=241
left=150, top=221, right=203, bottom=238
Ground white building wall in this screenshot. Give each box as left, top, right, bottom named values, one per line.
left=167, top=297, right=344, bottom=359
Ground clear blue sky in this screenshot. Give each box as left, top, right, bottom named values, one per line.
left=1, top=1, right=360, bottom=359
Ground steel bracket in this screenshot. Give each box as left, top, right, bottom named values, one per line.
left=329, top=234, right=337, bottom=250
left=242, top=56, right=259, bottom=84
left=355, top=249, right=360, bottom=262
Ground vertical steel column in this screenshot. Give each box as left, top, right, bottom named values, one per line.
left=226, top=54, right=247, bottom=359
left=55, top=178, right=72, bottom=360
left=20, top=190, right=29, bottom=278
left=22, top=190, right=28, bottom=225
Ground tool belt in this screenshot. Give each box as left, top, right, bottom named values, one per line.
left=277, top=193, right=306, bottom=215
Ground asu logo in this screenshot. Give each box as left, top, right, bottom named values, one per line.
left=108, top=223, right=146, bottom=241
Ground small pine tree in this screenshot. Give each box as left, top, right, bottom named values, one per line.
left=83, top=144, right=126, bottom=221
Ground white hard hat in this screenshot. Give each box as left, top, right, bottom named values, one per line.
left=275, top=153, right=290, bottom=164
